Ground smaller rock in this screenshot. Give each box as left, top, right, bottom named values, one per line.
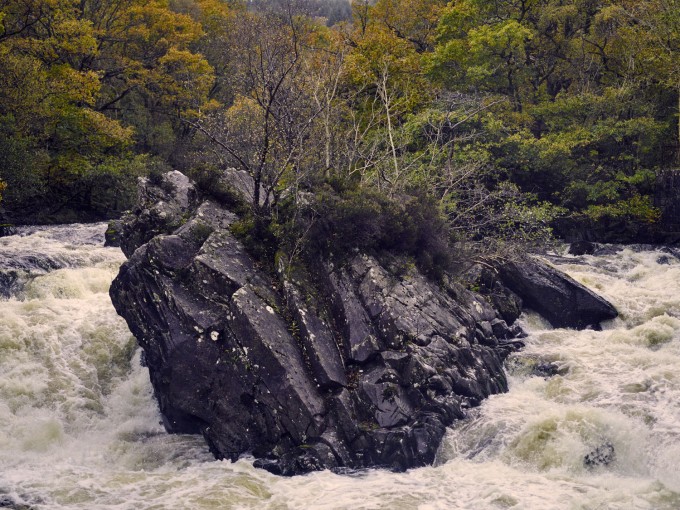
left=508, top=323, right=527, bottom=338
left=476, top=321, right=495, bottom=342
left=0, top=271, right=21, bottom=299
left=660, top=247, right=680, bottom=260
left=496, top=339, right=525, bottom=358
left=104, top=220, right=123, bottom=247
left=490, top=318, right=511, bottom=339
left=533, top=362, right=560, bottom=378
left=568, top=241, right=596, bottom=256
left=0, top=224, right=17, bottom=238
left=497, top=257, right=618, bottom=329
left=584, top=441, right=616, bottom=468
left=656, top=255, right=671, bottom=265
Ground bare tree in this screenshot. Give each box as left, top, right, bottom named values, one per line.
left=188, top=9, right=335, bottom=216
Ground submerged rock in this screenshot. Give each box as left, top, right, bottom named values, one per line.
left=110, top=171, right=526, bottom=475
left=0, top=495, right=36, bottom=510
left=0, top=271, right=21, bottom=299
left=505, top=355, right=567, bottom=378
left=584, top=441, right=616, bottom=468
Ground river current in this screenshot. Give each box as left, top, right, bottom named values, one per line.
left=1, top=224, right=679, bottom=509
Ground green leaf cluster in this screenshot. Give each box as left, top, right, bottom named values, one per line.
left=1, top=0, right=677, bottom=251
left=422, top=0, right=678, bottom=235
left=0, top=0, right=218, bottom=221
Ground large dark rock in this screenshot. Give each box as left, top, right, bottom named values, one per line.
left=109, top=171, right=524, bottom=475
left=497, top=258, right=618, bottom=329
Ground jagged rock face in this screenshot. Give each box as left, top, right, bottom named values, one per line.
left=110, top=171, right=522, bottom=475
left=118, top=171, right=200, bottom=258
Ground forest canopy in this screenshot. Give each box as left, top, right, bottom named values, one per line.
left=0, top=0, right=678, bottom=250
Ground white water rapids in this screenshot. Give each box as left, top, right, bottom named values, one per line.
left=1, top=224, right=679, bottom=509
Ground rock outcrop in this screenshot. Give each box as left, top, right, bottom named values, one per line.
left=110, top=171, right=619, bottom=475
left=0, top=224, right=17, bottom=237
left=109, top=171, right=524, bottom=475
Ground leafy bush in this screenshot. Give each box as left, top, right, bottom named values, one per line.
left=230, top=214, right=281, bottom=268
left=188, top=165, right=250, bottom=215
left=297, top=188, right=453, bottom=280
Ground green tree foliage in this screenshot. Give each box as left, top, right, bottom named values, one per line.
left=426, top=0, right=677, bottom=232
left=190, top=0, right=568, bottom=269
left=614, top=0, right=680, bottom=161
left=0, top=0, right=215, bottom=220
left=0, top=0, right=676, bottom=255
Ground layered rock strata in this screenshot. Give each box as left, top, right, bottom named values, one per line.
left=110, top=171, right=616, bottom=474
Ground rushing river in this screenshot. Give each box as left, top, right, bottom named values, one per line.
left=1, top=224, right=679, bottom=509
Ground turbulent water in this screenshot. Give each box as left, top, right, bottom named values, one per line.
left=1, top=225, right=679, bottom=509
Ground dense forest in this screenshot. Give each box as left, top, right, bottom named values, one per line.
left=0, top=0, right=678, bottom=257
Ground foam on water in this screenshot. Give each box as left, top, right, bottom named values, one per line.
left=1, top=229, right=679, bottom=509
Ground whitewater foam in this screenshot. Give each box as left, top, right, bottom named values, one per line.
left=1, top=228, right=679, bottom=509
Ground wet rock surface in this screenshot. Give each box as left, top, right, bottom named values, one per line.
left=0, top=225, right=17, bottom=238
left=109, top=171, right=616, bottom=475
left=496, top=258, right=618, bottom=329
left=0, top=493, right=36, bottom=510
left=568, top=241, right=597, bottom=256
